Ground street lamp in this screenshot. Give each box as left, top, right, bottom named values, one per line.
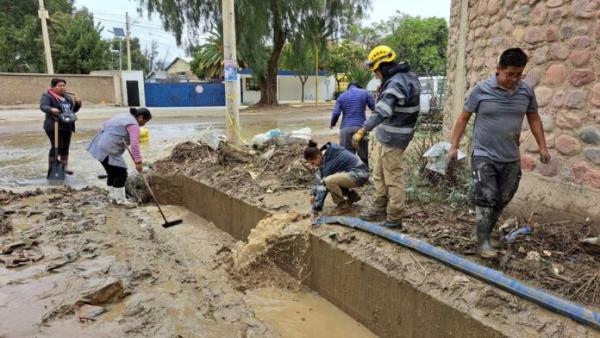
left=108, top=27, right=125, bottom=70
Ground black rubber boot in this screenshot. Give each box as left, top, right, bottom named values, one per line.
left=476, top=206, right=497, bottom=258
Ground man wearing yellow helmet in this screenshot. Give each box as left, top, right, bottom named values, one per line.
left=352, top=45, right=421, bottom=229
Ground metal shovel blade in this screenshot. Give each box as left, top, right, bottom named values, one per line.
left=47, top=160, right=65, bottom=183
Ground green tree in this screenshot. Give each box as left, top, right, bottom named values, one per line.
left=190, top=30, right=224, bottom=80
left=280, top=43, right=316, bottom=102
left=52, top=9, right=110, bottom=74
left=381, top=12, right=448, bottom=75
left=0, top=0, right=74, bottom=72
left=137, top=0, right=370, bottom=105
left=346, top=65, right=371, bottom=89
left=322, top=39, right=367, bottom=92
left=110, top=37, right=154, bottom=74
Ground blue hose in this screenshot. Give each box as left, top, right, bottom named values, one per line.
left=314, top=216, right=600, bottom=330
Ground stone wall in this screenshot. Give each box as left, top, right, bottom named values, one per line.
left=445, top=0, right=600, bottom=230
left=0, top=73, right=119, bottom=105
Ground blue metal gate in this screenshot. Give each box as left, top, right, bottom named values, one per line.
left=144, top=83, right=225, bottom=107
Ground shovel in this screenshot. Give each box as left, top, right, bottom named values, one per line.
left=47, top=120, right=65, bottom=183
left=125, top=146, right=182, bottom=228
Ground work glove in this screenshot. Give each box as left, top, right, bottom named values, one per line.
left=351, top=128, right=367, bottom=150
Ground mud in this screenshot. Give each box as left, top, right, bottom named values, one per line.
left=0, top=187, right=375, bottom=338
left=153, top=139, right=600, bottom=309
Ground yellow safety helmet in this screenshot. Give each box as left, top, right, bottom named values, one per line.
left=366, top=45, right=396, bottom=71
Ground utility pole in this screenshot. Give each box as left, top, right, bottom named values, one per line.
left=222, top=0, right=241, bottom=145
left=315, top=44, right=319, bottom=106
left=125, top=12, right=132, bottom=71
left=38, top=0, right=54, bottom=74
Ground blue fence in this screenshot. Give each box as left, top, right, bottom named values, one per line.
left=144, top=82, right=225, bottom=107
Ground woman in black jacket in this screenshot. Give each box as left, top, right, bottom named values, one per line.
left=40, top=78, right=82, bottom=175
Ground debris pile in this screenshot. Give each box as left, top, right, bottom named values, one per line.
left=405, top=204, right=600, bottom=306
left=154, top=141, right=315, bottom=202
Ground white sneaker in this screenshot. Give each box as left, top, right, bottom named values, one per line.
left=114, top=187, right=137, bottom=209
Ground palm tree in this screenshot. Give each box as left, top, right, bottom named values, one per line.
left=190, top=27, right=246, bottom=80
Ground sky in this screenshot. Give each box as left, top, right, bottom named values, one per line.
left=75, top=0, right=451, bottom=63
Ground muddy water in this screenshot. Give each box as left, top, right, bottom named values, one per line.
left=245, top=287, right=377, bottom=338
left=0, top=112, right=333, bottom=190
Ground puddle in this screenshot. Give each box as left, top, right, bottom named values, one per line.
left=245, top=287, right=377, bottom=338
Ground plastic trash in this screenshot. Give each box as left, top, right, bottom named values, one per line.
left=423, top=141, right=466, bottom=175
left=198, top=126, right=226, bottom=150
left=504, top=225, right=532, bottom=242
left=253, top=128, right=311, bottom=149
left=288, top=127, right=312, bottom=140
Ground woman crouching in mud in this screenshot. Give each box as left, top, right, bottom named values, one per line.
left=304, top=140, right=369, bottom=219
left=87, top=107, right=152, bottom=207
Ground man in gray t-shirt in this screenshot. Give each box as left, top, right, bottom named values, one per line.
left=449, top=48, right=550, bottom=258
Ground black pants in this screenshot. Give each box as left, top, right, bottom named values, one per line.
left=45, top=129, right=72, bottom=157
left=472, top=156, right=521, bottom=211
left=340, top=126, right=369, bottom=167
left=100, top=157, right=128, bottom=188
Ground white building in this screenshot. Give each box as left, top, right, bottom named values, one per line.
left=239, top=69, right=335, bottom=105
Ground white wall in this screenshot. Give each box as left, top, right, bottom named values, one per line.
left=278, top=75, right=335, bottom=102
left=240, top=76, right=261, bottom=105
left=239, top=74, right=335, bottom=104
left=120, top=71, right=146, bottom=107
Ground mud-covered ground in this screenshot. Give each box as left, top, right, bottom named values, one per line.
left=154, top=139, right=600, bottom=309
left=0, top=188, right=374, bottom=337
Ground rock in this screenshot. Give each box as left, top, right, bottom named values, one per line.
left=569, top=69, right=596, bottom=87
left=583, top=147, right=600, bottom=164
left=556, top=134, right=581, bottom=156
left=541, top=115, right=555, bottom=131
left=487, top=0, right=500, bottom=15
left=524, top=27, right=545, bottom=43
left=523, top=133, right=540, bottom=153
left=500, top=19, right=513, bottom=33
left=74, top=304, right=106, bottom=321
left=523, top=67, right=542, bottom=88
left=530, top=4, right=547, bottom=25
left=521, top=154, right=537, bottom=171
left=534, top=86, right=553, bottom=107
left=592, top=110, right=600, bottom=124
left=542, top=63, right=567, bottom=85
left=546, top=28, right=559, bottom=41
left=569, top=50, right=592, bottom=67
left=570, top=0, right=599, bottom=18
left=546, top=133, right=556, bottom=149
left=549, top=7, right=568, bottom=19
left=556, top=110, right=583, bottom=129
left=79, top=280, right=127, bottom=306
left=591, top=84, right=600, bottom=107
left=537, top=157, right=560, bottom=177
left=532, top=46, right=549, bottom=64
left=549, top=43, right=570, bottom=60
left=570, top=36, right=593, bottom=49
left=546, top=0, right=564, bottom=7
left=565, top=90, right=588, bottom=109
left=551, top=90, right=565, bottom=108
left=579, top=126, right=600, bottom=144
left=560, top=26, right=574, bottom=39
left=572, top=161, right=592, bottom=182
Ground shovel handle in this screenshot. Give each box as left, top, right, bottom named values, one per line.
left=124, top=146, right=169, bottom=225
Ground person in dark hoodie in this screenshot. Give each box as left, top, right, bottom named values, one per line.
left=40, top=78, right=82, bottom=175
left=352, top=45, right=421, bottom=229
left=304, top=140, right=369, bottom=219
